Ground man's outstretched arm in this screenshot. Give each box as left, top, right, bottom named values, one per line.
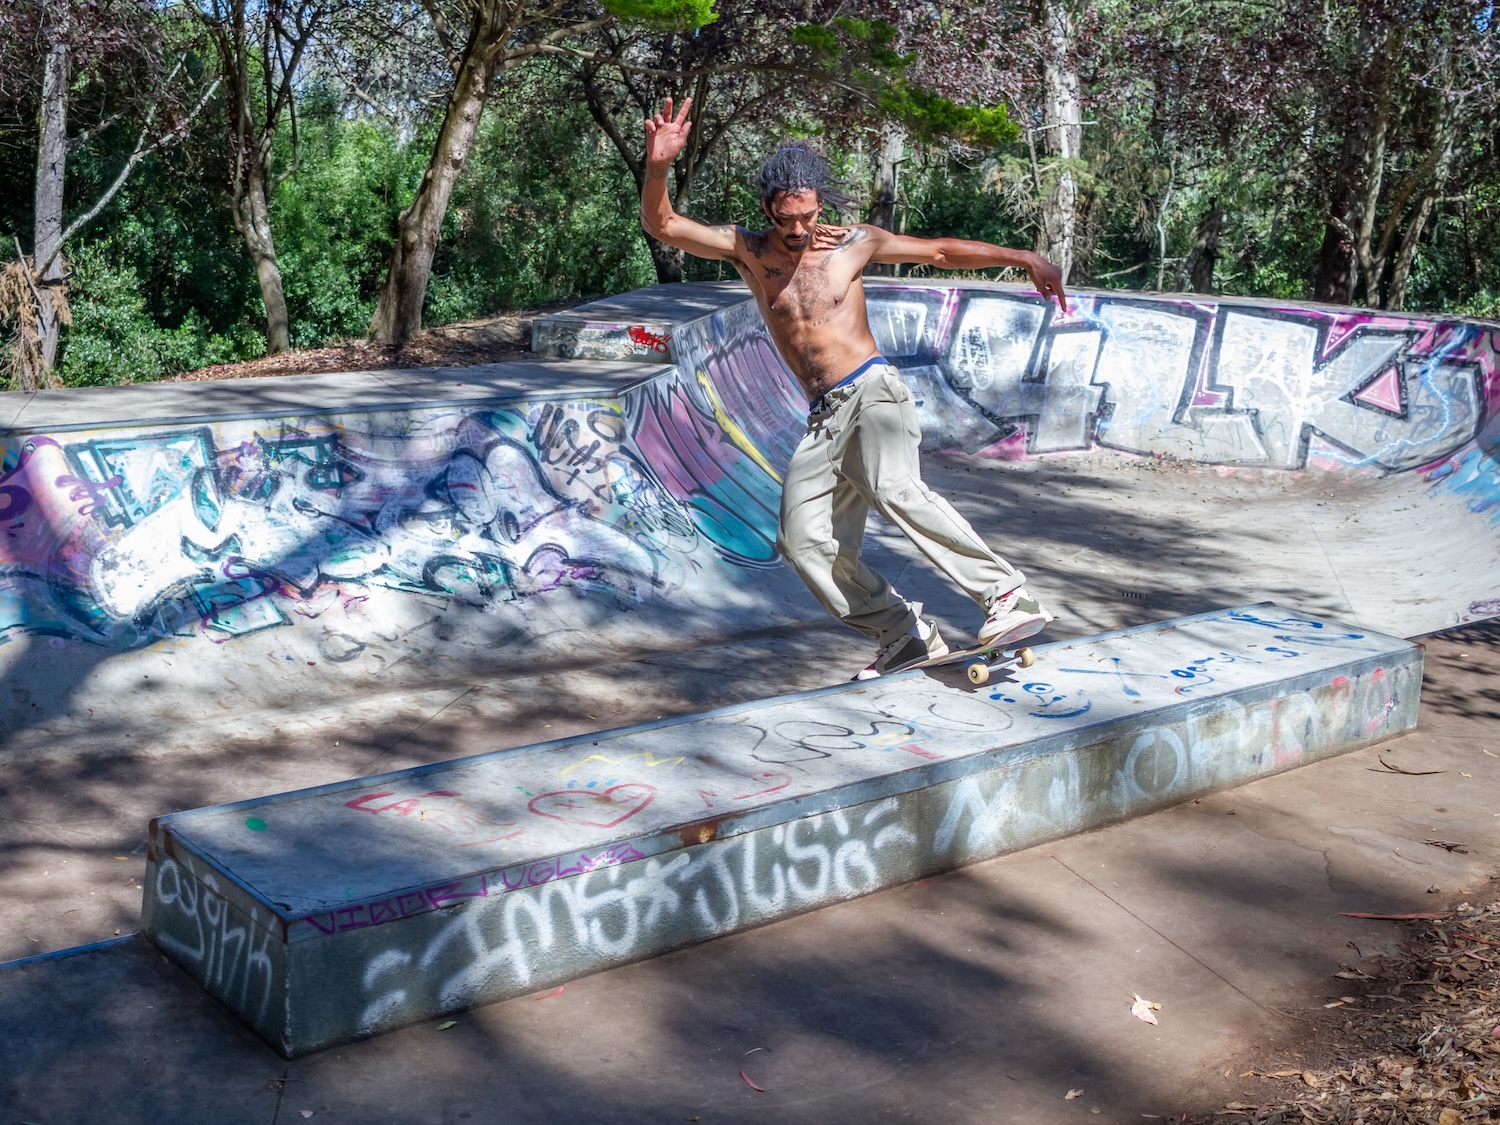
left=641, top=97, right=739, bottom=262
left=865, top=227, right=1069, bottom=311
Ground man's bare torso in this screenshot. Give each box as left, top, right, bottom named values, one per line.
left=723, top=223, right=884, bottom=401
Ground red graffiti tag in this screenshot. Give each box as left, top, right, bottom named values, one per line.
left=627, top=325, right=671, bottom=354
left=695, top=771, right=793, bottom=809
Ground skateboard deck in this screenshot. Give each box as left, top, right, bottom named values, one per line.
left=908, top=642, right=1035, bottom=685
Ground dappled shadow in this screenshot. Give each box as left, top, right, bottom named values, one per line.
left=0, top=788, right=1451, bottom=1124
left=2, top=424, right=1491, bottom=964
left=1413, top=617, right=1500, bottom=722
left=3, top=596, right=1496, bottom=1120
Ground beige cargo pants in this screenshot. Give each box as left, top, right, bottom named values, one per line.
left=776, top=362, right=1025, bottom=648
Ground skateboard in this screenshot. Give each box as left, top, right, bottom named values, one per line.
left=909, top=642, right=1036, bottom=685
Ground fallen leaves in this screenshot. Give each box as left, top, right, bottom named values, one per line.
left=1132, top=994, right=1162, bottom=1025
left=435, top=1020, right=457, bottom=1031
left=1170, top=900, right=1500, bottom=1124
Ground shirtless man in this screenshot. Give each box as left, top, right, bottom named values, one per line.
left=642, top=97, right=1070, bottom=678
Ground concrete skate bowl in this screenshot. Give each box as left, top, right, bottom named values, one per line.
left=1, top=279, right=1496, bottom=754
left=536, top=281, right=1500, bottom=625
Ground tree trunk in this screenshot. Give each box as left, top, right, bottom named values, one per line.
left=1183, top=202, right=1224, bottom=293
left=1352, top=97, right=1391, bottom=306
left=233, top=160, right=292, bottom=354
left=864, top=126, right=903, bottom=277
left=1312, top=23, right=1393, bottom=305
left=1384, top=123, right=1456, bottom=312
left=1383, top=194, right=1434, bottom=313
left=369, top=33, right=499, bottom=343
left=645, top=232, right=684, bottom=283
left=1036, top=0, right=1082, bottom=283
left=30, top=0, right=70, bottom=388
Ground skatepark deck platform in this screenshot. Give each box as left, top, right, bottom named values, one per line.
left=142, top=603, right=1420, bottom=1057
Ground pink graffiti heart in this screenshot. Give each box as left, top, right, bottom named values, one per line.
left=527, top=784, right=657, bottom=829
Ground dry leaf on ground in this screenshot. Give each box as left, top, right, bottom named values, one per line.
left=1132, top=994, right=1162, bottom=1025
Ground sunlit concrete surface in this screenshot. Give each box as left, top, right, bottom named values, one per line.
left=140, top=605, right=1419, bottom=1056
left=2, top=281, right=1494, bottom=766
left=0, top=275, right=1497, bottom=1115
left=2, top=619, right=1495, bottom=1123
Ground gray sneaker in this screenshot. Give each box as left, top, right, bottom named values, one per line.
left=978, top=587, right=1053, bottom=647
left=854, top=618, right=949, bottom=680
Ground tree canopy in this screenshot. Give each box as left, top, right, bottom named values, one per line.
left=1, top=0, right=1496, bottom=388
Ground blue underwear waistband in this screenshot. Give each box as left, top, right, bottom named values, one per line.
left=833, top=355, right=888, bottom=390
left=813, top=356, right=889, bottom=411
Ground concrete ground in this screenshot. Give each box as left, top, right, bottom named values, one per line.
left=2, top=451, right=1498, bottom=1122
left=3, top=454, right=1492, bottom=960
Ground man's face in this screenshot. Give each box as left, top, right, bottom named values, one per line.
left=762, top=189, right=822, bottom=253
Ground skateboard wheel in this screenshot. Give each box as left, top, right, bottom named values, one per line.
left=1017, top=647, right=1035, bottom=669
left=966, top=660, right=990, bottom=685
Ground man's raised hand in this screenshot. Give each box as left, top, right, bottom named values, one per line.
left=645, top=97, right=693, bottom=167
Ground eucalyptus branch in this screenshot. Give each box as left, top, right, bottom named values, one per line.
left=420, top=0, right=459, bottom=69
left=536, top=45, right=861, bottom=95
left=45, top=73, right=222, bottom=273
left=67, top=109, right=126, bottom=153
left=14, top=236, right=48, bottom=312
left=581, top=64, right=641, bottom=179
left=273, top=155, right=302, bottom=193
left=1327, top=213, right=1357, bottom=245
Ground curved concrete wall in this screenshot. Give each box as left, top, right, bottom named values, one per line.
left=541, top=280, right=1500, bottom=469
left=538, top=280, right=1500, bottom=619
left=2, top=280, right=1496, bottom=746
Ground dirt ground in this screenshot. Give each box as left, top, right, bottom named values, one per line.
left=165, top=298, right=593, bottom=383
left=1170, top=902, right=1500, bottom=1124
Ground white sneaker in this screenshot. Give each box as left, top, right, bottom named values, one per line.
left=978, top=588, right=1053, bottom=647
left=854, top=618, right=949, bottom=680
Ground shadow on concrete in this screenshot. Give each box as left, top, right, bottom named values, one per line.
left=5, top=606, right=1498, bottom=1123
left=1414, top=617, right=1500, bottom=723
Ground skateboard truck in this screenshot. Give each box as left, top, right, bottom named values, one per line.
left=963, top=645, right=1036, bottom=685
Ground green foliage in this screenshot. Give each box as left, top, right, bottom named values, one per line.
left=879, top=86, right=1017, bottom=148
left=602, top=0, right=717, bottom=32
left=58, top=240, right=262, bottom=386
left=11, top=0, right=1496, bottom=385
left=791, top=24, right=840, bottom=55
left=272, top=100, right=424, bottom=345
left=428, top=64, right=658, bottom=315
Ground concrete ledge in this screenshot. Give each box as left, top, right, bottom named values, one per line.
left=530, top=282, right=749, bottom=364
left=142, top=604, right=1420, bottom=1056
left=1, top=359, right=668, bottom=436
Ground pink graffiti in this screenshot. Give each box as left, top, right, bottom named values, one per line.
left=345, top=789, right=525, bottom=845
left=695, top=770, right=793, bottom=809
left=497, top=842, right=646, bottom=889
left=528, top=783, right=656, bottom=828
left=302, top=875, right=490, bottom=935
